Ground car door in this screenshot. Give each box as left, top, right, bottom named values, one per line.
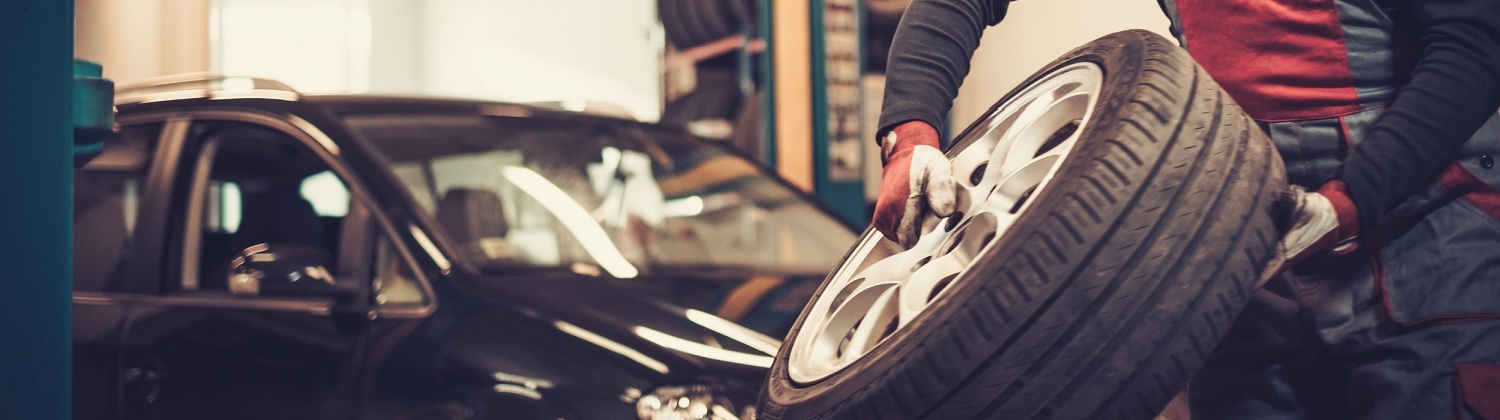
left=73, top=118, right=180, bottom=420
left=117, top=113, right=372, bottom=420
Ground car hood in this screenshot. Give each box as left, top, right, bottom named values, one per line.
left=418, top=270, right=780, bottom=412
left=460, top=270, right=781, bottom=373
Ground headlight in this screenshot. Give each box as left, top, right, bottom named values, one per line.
left=635, top=385, right=751, bottom=420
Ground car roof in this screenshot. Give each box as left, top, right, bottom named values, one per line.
left=113, top=74, right=641, bottom=124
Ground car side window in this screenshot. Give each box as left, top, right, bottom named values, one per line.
left=74, top=123, right=162, bottom=293
left=181, top=122, right=350, bottom=293
left=372, top=231, right=427, bottom=306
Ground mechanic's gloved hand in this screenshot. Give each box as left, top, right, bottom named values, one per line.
left=1259, top=180, right=1360, bottom=285
left=873, top=121, right=957, bottom=248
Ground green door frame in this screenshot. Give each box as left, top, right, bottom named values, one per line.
left=766, top=0, right=867, bottom=226
left=809, top=0, right=866, bottom=225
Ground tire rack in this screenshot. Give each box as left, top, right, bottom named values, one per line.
left=659, top=0, right=766, bottom=162
left=658, top=0, right=877, bottom=225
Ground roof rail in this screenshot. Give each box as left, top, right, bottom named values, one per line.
left=525, top=100, right=640, bottom=121
left=115, top=73, right=300, bottom=105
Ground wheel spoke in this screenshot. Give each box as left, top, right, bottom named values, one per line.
left=1002, top=94, right=1056, bottom=148
left=982, top=155, right=1059, bottom=214
left=840, top=286, right=900, bottom=364
left=849, top=230, right=949, bottom=285
left=898, top=254, right=965, bottom=325
left=995, top=92, right=1094, bottom=178
left=820, top=283, right=897, bottom=365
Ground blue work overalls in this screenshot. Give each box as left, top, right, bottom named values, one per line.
left=1156, top=0, right=1500, bottom=418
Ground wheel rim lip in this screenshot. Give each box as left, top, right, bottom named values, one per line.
left=786, top=62, right=1105, bottom=385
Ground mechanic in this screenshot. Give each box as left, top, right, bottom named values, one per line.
left=870, top=0, right=1500, bottom=418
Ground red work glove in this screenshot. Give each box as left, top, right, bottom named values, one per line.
left=873, top=121, right=958, bottom=247
left=1259, top=180, right=1361, bottom=285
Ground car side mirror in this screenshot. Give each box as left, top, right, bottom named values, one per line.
left=227, top=243, right=349, bottom=299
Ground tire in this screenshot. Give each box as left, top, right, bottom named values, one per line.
left=759, top=30, right=1285, bottom=420
left=660, top=0, right=740, bottom=49
left=659, top=0, right=704, bottom=48
left=735, top=0, right=759, bottom=34
left=696, top=0, right=736, bottom=43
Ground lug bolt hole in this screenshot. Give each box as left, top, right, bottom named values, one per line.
left=911, top=256, right=931, bottom=272
left=945, top=230, right=966, bottom=255
left=945, top=212, right=965, bottom=231
left=1009, top=185, right=1039, bottom=214
left=827, top=278, right=865, bottom=316
left=1035, top=119, right=1081, bottom=157
left=928, top=273, right=960, bottom=302
left=970, top=162, right=988, bottom=186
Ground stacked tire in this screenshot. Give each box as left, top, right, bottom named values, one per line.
left=658, top=0, right=755, bottom=50
left=658, top=0, right=766, bottom=162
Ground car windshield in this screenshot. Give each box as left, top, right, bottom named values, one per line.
left=346, top=112, right=857, bottom=278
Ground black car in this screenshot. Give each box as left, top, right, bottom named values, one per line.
left=73, top=76, right=857, bottom=420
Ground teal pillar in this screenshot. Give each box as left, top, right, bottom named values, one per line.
left=0, top=0, right=75, bottom=418
left=811, top=0, right=867, bottom=226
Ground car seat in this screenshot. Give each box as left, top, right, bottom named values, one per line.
left=230, top=186, right=326, bottom=253
left=435, top=188, right=513, bottom=261
left=196, top=185, right=327, bottom=291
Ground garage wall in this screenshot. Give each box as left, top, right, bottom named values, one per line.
left=420, top=0, right=664, bottom=120
left=76, top=0, right=1162, bottom=141
left=949, top=0, right=1173, bottom=130
left=368, top=0, right=424, bottom=94
left=215, top=0, right=373, bottom=93
left=76, top=0, right=663, bottom=120
left=75, top=0, right=211, bottom=85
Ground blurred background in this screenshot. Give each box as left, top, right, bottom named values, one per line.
left=75, top=0, right=1170, bottom=223
left=0, top=1, right=1185, bottom=419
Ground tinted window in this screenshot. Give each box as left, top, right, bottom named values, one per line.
left=184, top=123, right=349, bottom=291
left=347, top=113, right=857, bottom=278
left=73, top=123, right=161, bottom=292
left=372, top=231, right=427, bottom=306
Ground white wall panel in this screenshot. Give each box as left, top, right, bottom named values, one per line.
left=949, top=0, right=1173, bottom=131
left=368, top=0, right=424, bottom=94
left=215, top=0, right=370, bottom=93
left=422, top=0, right=663, bottom=120
left=78, top=0, right=661, bottom=120
left=76, top=0, right=210, bottom=85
